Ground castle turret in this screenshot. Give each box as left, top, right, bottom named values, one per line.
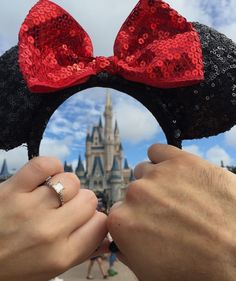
left=99, top=116, right=103, bottom=128
left=109, top=156, right=123, bottom=204
left=86, top=130, right=91, bottom=142
left=0, top=159, right=10, bottom=182
left=114, top=120, right=122, bottom=166
left=129, top=169, right=135, bottom=181
left=114, top=120, right=120, bottom=145
left=124, top=158, right=129, bottom=170
left=76, top=155, right=85, bottom=173
left=75, top=155, right=86, bottom=185
left=64, top=161, right=73, bottom=172
left=86, top=129, right=92, bottom=175
left=99, top=116, right=104, bottom=139
left=104, top=93, right=114, bottom=171
left=123, top=158, right=131, bottom=186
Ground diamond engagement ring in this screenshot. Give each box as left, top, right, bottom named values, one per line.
left=45, top=180, right=65, bottom=207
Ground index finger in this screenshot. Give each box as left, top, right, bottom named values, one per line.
left=148, top=144, right=187, bottom=164
left=7, top=156, right=64, bottom=193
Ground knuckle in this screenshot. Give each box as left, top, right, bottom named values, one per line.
left=134, top=162, right=145, bottom=172
left=108, top=206, right=135, bottom=235
left=107, top=210, right=122, bottom=232
left=125, top=179, right=149, bottom=202
left=145, top=167, right=163, bottom=179
left=64, top=173, right=80, bottom=191
left=29, top=156, right=63, bottom=175
left=147, top=143, right=159, bottom=155
left=125, top=181, right=138, bottom=201
left=96, top=210, right=107, bottom=223
left=83, top=189, right=98, bottom=207
left=64, top=172, right=80, bottom=184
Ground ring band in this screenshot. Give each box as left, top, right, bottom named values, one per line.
left=45, top=180, right=65, bottom=207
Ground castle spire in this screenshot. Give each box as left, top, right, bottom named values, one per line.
left=86, top=127, right=91, bottom=142
left=114, top=120, right=119, bottom=133
left=64, top=161, right=73, bottom=172
left=104, top=91, right=114, bottom=171
left=124, top=158, right=129, bottom=169
left=111, top=156, right=120, bottom=171
left=0, top=159, right=9, bottom=176
left=0, top=159, right=10, bottom=180
left=129, top=169, right=135, bottom=181
left=77, top=155, right=85, bottom=172
left=76, top=155, right=86, bottom=182
left=105, top=90, right=112, bottom=109
left=99, top=116, right=103, bottom=128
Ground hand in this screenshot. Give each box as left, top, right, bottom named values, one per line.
left=0, top=157, right=108, bottom=281
left=108, top=144, right=236, bottom=281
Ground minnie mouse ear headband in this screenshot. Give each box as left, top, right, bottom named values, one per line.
left=0, top=0, right=236, bottom=159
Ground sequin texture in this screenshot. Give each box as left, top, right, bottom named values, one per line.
left=19, top=0, right=204, bottom=93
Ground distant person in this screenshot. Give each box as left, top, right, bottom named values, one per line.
left=86, top=201, right=108, bottom=280
left=107, top=253, right=118, bottom=277
left=86, top=256, right=108, bottom=280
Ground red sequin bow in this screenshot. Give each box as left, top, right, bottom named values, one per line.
left=19, top=0, right=204, bottom=93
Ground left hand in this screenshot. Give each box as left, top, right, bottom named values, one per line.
left=0, top=156, right=108, bottom=281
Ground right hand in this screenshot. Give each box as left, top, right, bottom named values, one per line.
left=108, top=144, right=236, bottom=281
left=0, top=157, right=108, bottom=281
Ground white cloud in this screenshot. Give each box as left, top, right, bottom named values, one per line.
left=0, top=138, right=71, bottom=172
left=114, top=97, right=161, bottom=144
left=40, top=137, right=71, bottom=161
left=183, top=145, right=203, bottom=158
left=206, top=145, right=232, bottom=166
left=225, top=125, right=236, bottom=148
left=167, top=0, right=212, bottom=26
left=207, top=0, right=236, bottom=26
left=182, top=143, right=233, bottom=167
left=0, top=146, right=28, bottom=173
left=219, top=22, right=236, bottom=42
left=47, top=117, right=73, bottom=135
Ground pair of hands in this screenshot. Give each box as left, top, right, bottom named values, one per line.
left=0, top=144, right=236, bottom=281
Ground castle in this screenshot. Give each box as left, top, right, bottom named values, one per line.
left=65, top=94, right=134, bottom=206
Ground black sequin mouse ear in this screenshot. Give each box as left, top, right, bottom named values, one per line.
left=0, top=23, right=236, bottom=159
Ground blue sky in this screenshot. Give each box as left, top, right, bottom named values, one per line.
left=0, top=0, right=236, bottom=172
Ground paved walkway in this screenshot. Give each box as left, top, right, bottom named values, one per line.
left=58, top=260, right=138, bottom=281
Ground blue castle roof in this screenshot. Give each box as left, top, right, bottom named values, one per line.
left=111, top=156, right=119, bottom=171
left=124, top=158, right=129, bottom=169
left=76, top=155, right=85, bottom=173
left=0, top=159, right=10, bottom=180
left=92, top=156, right=104, bottom=176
